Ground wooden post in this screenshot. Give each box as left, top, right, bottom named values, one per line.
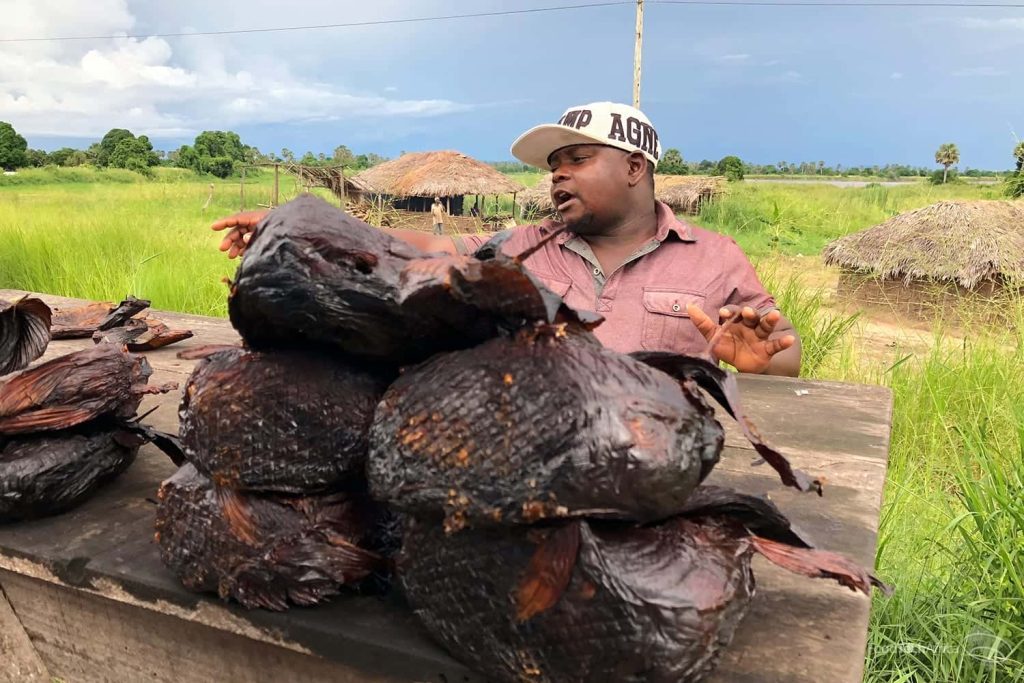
left=240, top=167, right=246, bottom=211
left=633, top=0, right=645, bottom=109
left=273, top=164, right=280, bottom=207
left=511, top=192, right=517, bottom=223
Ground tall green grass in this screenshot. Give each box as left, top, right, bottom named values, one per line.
left=695, top=182, right=1004, bottom=257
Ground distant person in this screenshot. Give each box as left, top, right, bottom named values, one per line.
left=212, top=102, right=800, bottom=375
left=431, top=197, right=446, bottom=235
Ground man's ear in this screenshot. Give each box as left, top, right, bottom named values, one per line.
left=626, top=152, right=649, bottom=187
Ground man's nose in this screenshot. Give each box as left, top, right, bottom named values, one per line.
left=551, top=166, right=570, bottom=183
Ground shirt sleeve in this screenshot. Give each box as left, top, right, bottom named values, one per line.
left=721, top=239, right=777, bottom=315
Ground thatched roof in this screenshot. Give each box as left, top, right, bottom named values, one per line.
left=519, top=174, right=725, bottom=216
left=822, top=200, right=1024, bottom=288
left=352, top=151, right=524, bottom=198
left=655, top=176, right=725, bottom=214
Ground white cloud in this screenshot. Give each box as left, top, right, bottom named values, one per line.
left=763, top=59, right=781, bottom=67
left=961, top=17, right=1024, bottom=31
left=765, top=70, right=803, bottom=84
left=952, top=66, right=1008, bottom=77
left=0, top=0, right=472, bottom=139
left=717, top=53, right=750, bottom=63
left=890, top=72, right=904, bottom=80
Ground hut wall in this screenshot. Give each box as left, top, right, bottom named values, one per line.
left=392, top=195, right=466, bottom=215
left=836, top=270, right=1005, bottom=321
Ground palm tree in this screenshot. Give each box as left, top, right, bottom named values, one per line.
left=1014, top=141, right=1024, bottom=173
left=934, top=143, right=960, bottom=184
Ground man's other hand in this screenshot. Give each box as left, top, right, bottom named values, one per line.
left=687, top=304, right=797, bottom=375
left=211, top=210, right=269, bottom=259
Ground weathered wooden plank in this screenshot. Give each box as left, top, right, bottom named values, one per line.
left=0, top=570, right=431, bottom=683
left=0, top=581, right=50, bottom=683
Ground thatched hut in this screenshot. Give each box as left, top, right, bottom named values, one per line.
left=351, top=151, right=524, bottom=216
left=822, top=201, right=1024, bottom=318
left=518, top=174, right=725, bottom=220
left=655, top=176, right=725, bottom=214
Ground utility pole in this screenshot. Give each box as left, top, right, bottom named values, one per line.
left=632, top=0, right=645, bottom=109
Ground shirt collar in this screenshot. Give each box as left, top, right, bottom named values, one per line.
left=538, top=200, right=697, bottom=244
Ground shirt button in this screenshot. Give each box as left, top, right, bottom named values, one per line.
left=593, top=267, right=601, bottom=276
left=672, top=303, right=681, bottom=312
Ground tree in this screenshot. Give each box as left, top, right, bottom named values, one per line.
left=25, top=149, right=49, bottom=167
left=281, top=148, right=295, bottom=163
left=333, top=145, right=355, bottom=166
left=659, top=148, right=688, bottom=175
left=95, top=128, right=135, bottom=167
left=0, top=121, right=28, bottom=170
left=1014, top=141, right=1024, bottom=173
left=193, top=131, right=248, bottom=163
left=65, top=150, right=89, bottom=167
left=48, top=147, right=79, bottom=166
left=934, top=143, right=960, bottom=184
left=299, top=151, right=318, bottom=166
left=109, top=135, right=159, bottom=174
left=716, top=155, right=745, bottom=182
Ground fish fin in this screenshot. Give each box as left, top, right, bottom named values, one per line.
left=176, top=344, right=243, bottom=360
left=630, top=352, right=823, bottom=495
left=216, top=487, right=260, bottom=546
left=515, top=521, right=582, bottom=622
left=96, top=296, right=151, bottom=331
left=126, top=328, right=193, bottom=352
left=678, top=485, right=814, bottom=548
left=0, top=406, right=97, bottom=434
left=750, top=535, right=892, bottom=596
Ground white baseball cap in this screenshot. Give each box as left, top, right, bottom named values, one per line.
left=511, top=101, right=661, bottom=170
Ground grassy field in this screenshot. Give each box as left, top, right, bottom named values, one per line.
left=1, top=170, right=1021, bottom=681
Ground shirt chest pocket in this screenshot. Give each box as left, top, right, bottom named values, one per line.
left=641, top=288, right=707, bottom=352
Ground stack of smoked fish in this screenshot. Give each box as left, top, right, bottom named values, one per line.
left=1, top=296, right=175, bottom=522
left=159, top=196, right=888, bottom=681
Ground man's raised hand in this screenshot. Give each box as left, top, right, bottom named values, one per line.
left=211, top=210, right=269, bottom=259
left=687, top=304, right=796, bottom=374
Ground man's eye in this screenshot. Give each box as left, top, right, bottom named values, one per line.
left=573, top=156, right=589, bottom=163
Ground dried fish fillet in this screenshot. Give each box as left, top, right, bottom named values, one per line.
left=0, top=344, right=174, bottom=435
left=155, top=464, right=383, bottom=610
left=0, top=296, right=51, bottom=376
left=179, top=347, right=389, bottom=493
left=0, top=424, right=141, bottom=521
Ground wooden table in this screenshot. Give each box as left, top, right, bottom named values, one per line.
left=0, top=290, right=893, bottom=683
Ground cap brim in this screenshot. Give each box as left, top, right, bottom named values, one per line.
left=510, top=124, right=607, bottom=170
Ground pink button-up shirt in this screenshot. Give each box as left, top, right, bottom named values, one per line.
left=456, top=201, right=775, bottom=355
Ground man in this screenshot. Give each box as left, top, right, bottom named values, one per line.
left=430, top=196, right=446, bottom=235
left=213, top=102, right=799, bottom=375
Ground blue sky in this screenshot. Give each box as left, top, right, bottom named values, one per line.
left=2, top=0, right=1022, bottom=169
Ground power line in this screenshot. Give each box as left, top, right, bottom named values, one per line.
left=652, top=1, right=1024, bottom=6
left=1, top=0, right=1020, bottom=44
left=0, top=2, right=632, bottom=43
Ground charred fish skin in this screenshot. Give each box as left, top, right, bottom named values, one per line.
left=228, top=195, right=591, bottom=364
left=228, top=195, right=436, bottom=360
left=399, top=517, right=755, bottom=683
left=368, top=329, right=724, bottom=528
left=0, top=425, right=139, bottom=522
left=179, top=347, right=390, bottom=494
left=155, top=464, right=383, bottom=611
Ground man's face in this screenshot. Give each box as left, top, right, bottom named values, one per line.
left=547, top=145, right=632, bottom=234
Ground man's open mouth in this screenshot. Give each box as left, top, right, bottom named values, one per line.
left=552, top=190, right=576, bottom=212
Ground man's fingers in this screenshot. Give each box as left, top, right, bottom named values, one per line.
left=765, top=335, right=796, bottom=356
left=740, top=306, right=760, bottom=329
left=687, top=304, right=718, bottom=341
left=756, top=310, right=781, bottom=339
left=218, top=233, right=237, bottom=252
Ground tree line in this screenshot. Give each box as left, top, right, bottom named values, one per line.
left=0, top=121, right=387, bottom=178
